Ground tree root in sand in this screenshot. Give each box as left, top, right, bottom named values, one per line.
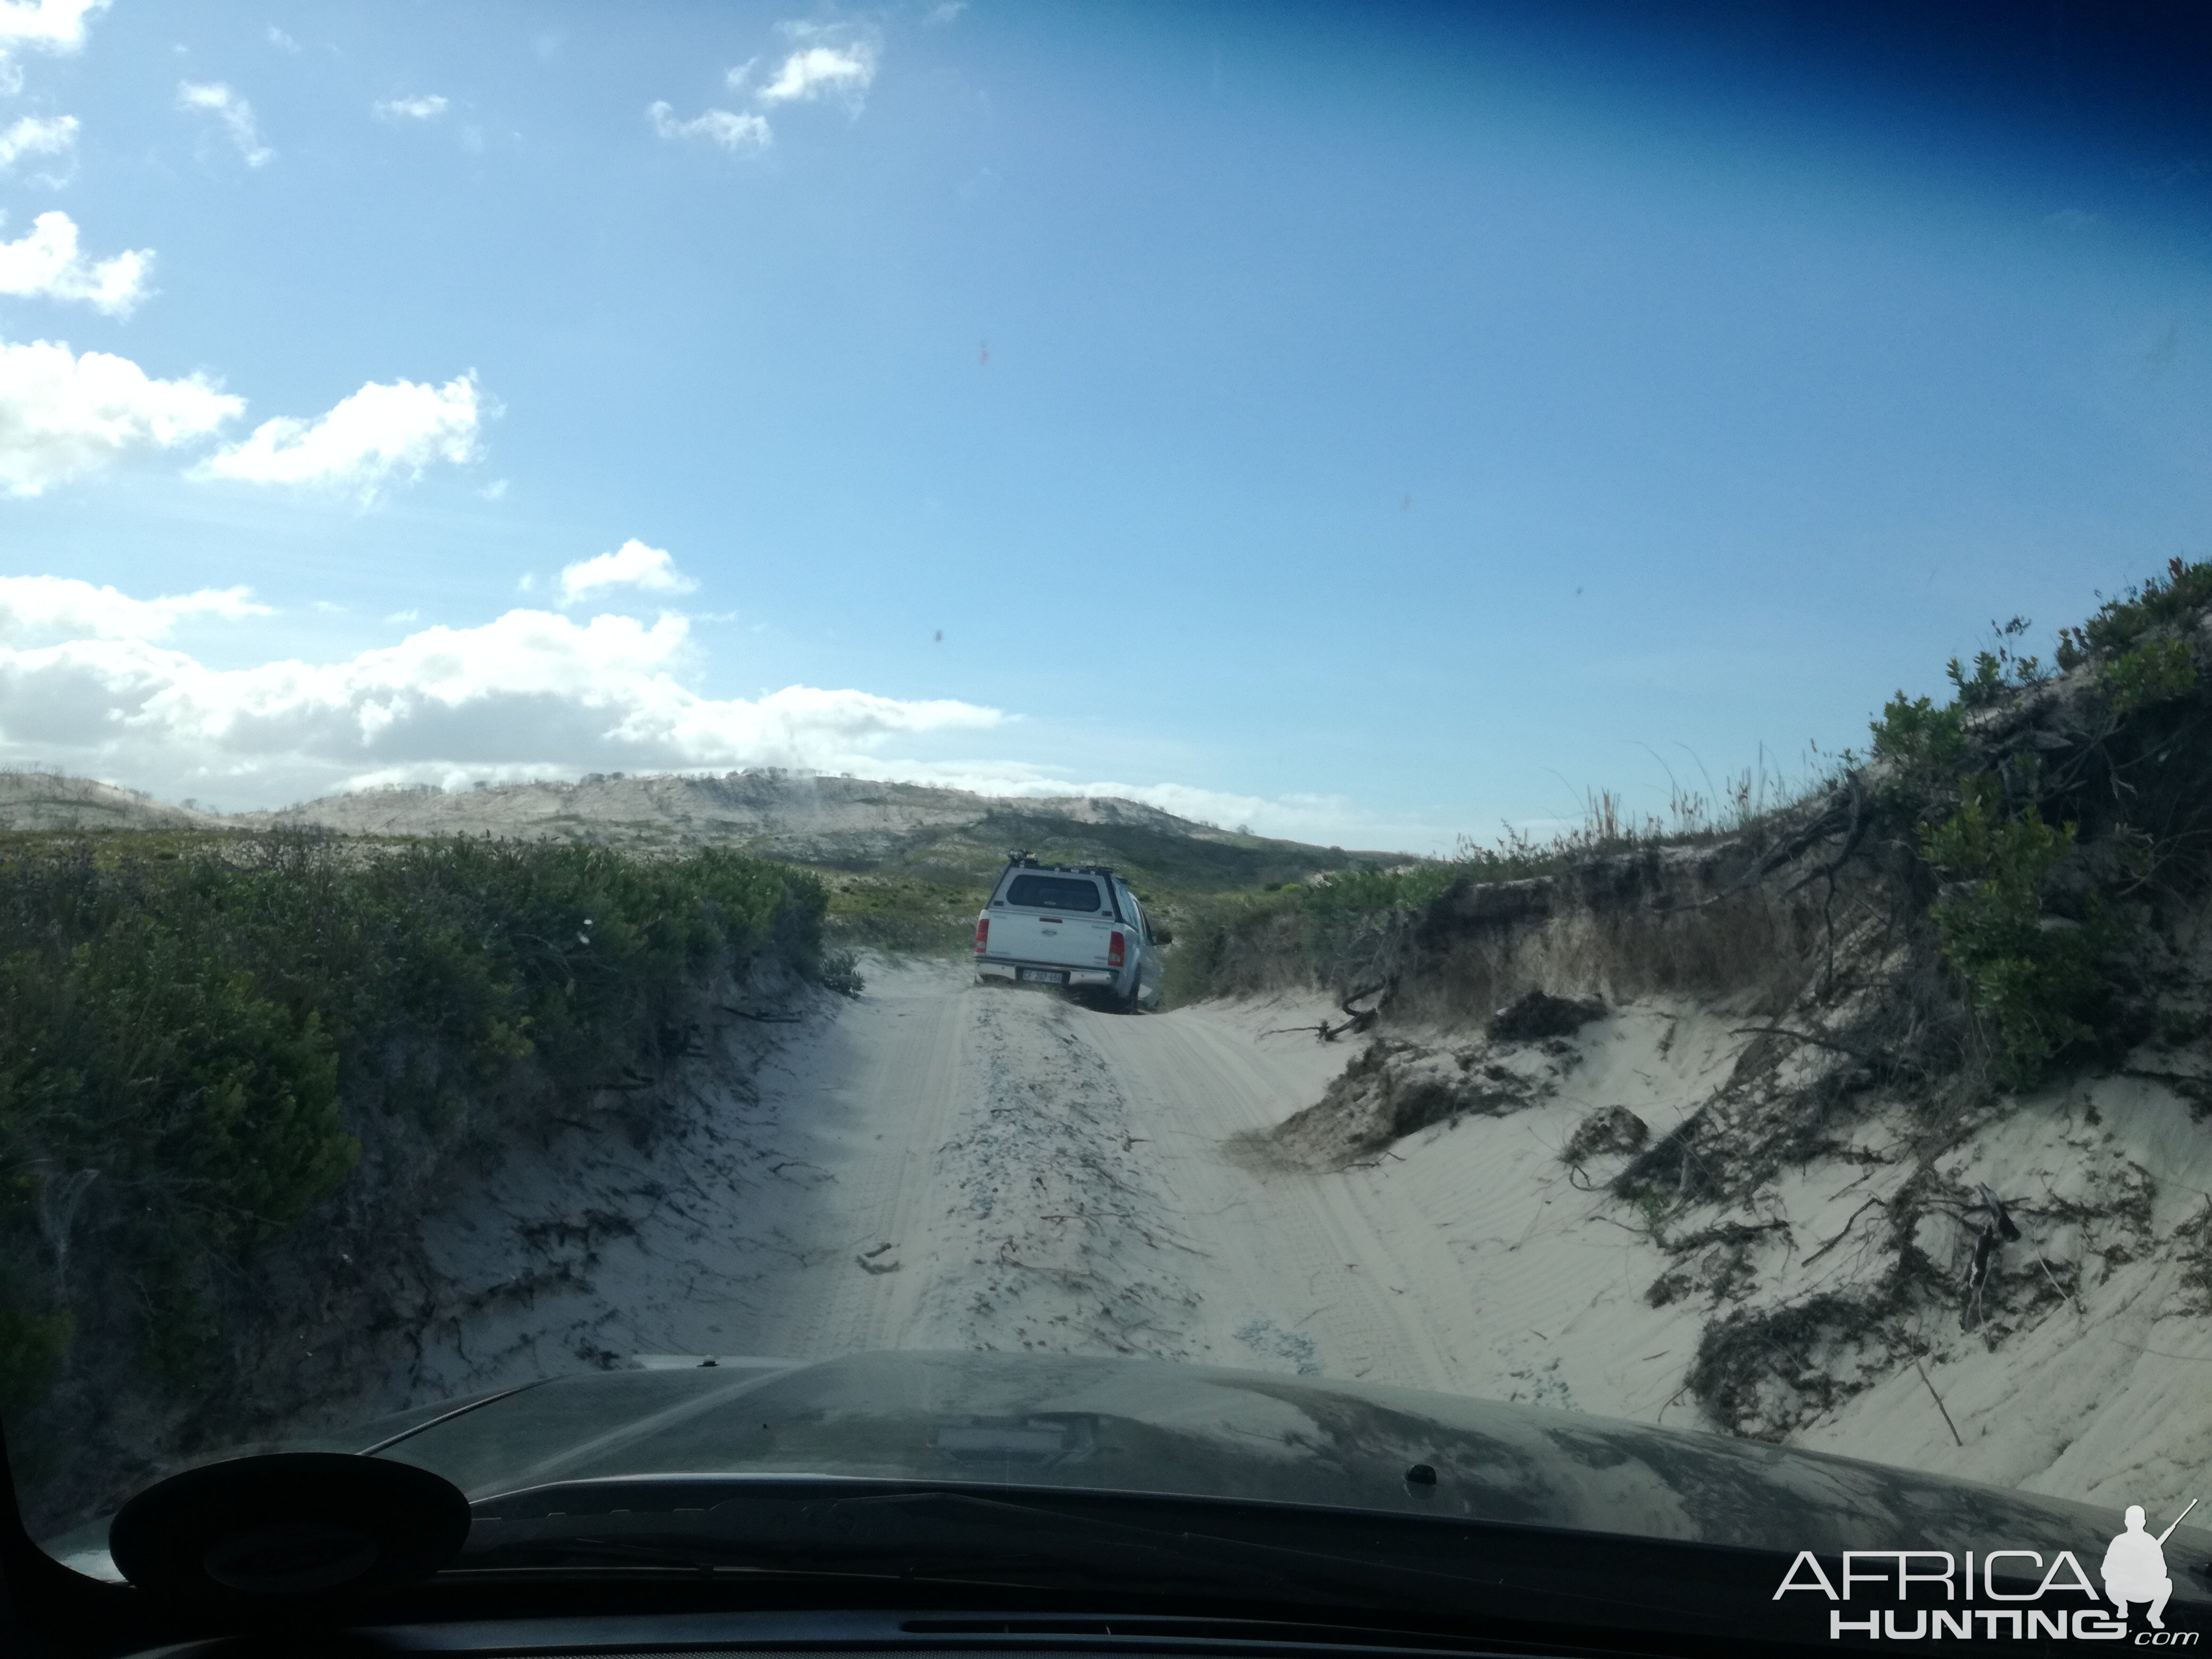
left=1265, top=981, right=1393, bottom=1043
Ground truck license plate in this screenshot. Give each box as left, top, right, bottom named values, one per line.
left=1017, top=968, right=1066, bottom=984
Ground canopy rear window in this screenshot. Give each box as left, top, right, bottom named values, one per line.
left=1004, top=874, right=1103, bottom=911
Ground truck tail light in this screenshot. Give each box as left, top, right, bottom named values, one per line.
left=974, top=917, right=989, bottom=954
left=1108, top=930, right=1126, bottom=967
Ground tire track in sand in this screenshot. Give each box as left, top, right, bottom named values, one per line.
left=731, top=958, right=1457, bottom=1388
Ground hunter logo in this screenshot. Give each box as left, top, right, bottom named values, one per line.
left=2106, top=1503, right=2197, bottom=1634
left=1774, top=1501, right=2202, bottom=1643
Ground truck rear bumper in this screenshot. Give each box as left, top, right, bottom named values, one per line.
left=976, top=957, right=1116, bottom=987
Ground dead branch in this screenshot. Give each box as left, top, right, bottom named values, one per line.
left=1779, top=772, right=1872, bottom=898
left=2036, top=1254, right=2085, bottom=1317
left=1802, top=1195, right=1889, bottom=1267
left=1315, top=979, right=1392, bottom=1042
left=1914, top=1358, right=1964, bottom=1446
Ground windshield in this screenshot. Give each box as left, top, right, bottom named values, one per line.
left=3, top=1, right=2211, bottom=1646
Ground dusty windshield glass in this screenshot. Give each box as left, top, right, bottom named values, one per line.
left=2, top=0, right=2210, bottom=1626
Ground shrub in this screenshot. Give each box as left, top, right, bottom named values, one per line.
left=1159, top=887, right=1303, bottom=1004
left=2102, top=635, right=2197, bottom=713
left=1869, top=692, right=1965, bottom=809
left=2057, top=556, right=2212, bottom=664
left=1298, top=863, right=1456, bottom=976
left=0, top=832, right=826, bottom=1410
left=1942, top=617, right=2045, bottom=709
left=1920, top=787, right=2117, bottom=1089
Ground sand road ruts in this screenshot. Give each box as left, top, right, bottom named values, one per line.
left=348, top=958, right=2212, bottom=1520
left=378, top=954, right=1682, bottom=1412
left=361, top=961, right=1908, bottom=1433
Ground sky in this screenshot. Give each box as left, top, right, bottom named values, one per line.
left=1, top=0, right=2210, bottom=851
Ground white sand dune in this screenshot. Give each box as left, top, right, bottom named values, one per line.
left=382, top=957, right=2211, bottom=1520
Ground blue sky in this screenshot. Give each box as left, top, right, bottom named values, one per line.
left=1, top=1, right=2209, bottom=849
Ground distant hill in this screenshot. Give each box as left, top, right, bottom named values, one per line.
left=239, top=772, right=1410, bottom=892
left=0, top=773, right=224, bottom=834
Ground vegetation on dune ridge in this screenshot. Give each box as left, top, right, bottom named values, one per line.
left=1645, top=563, right=2212, bottom=1442
left=1172, top=557, right=2212, bottom=1105
left=0, top=831, right=832, bottom=1484
left=1164, top=763, right=1822, bottom=1009
left=1191, top=557, right=2211, bottom=1451
left=1863, top=556, right=2212, bottom=1090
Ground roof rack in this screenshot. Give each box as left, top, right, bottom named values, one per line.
left=1003, top=850, right=1118, bottom=881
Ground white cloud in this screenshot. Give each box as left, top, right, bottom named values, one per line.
left=373, top=94, right=447, bottom=121
left=0, top=576, right=1426, bottom=845
left=557, top=539, right=696, bottom=605
left=923, top=2, right=968, bottom=24
left=0, top=600, right=1004, bottom=801
left=0, top=210, right=154, bottom=315
left=386, top=608, right=419, bottom=624
left=755, top=23, right=879, bottom=107
left=0, top=114, right=77, bottom=171
left=647, top=100, right=770, bottom=152
left=177, top=81, right=273, bottom=167
left=0, top=0, right=104, bottom=89
left=0, top=337, right=241, bottom=496
left=652, top=21, right=881, bottom=157
left=0, top=0, right=103, bottom=51
left=195, top=372, right=486, bottom=497
left=266, top=26, right=298, bottom=52
left=0, top=574, right=268, bottom=641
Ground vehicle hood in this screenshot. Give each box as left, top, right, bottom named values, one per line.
left=332, top=1351, right=2207, bottom=1569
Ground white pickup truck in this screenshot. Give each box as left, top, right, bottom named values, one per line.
left=972, top=856, right=1169, bottom=1011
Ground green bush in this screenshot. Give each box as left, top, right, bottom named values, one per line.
left=1298, top=864, right=1456, bottom=959
left=1942, top=617, right=2045, bottom=709
left=1945, top=652, right=2009, bottom=708
left=2103, top=635, right=2197, bottom=713
left=1159, top=887, right=1302, bottom=1005
left=0, top=832, right=825, bottom=1408
left=1920, top=787, right=2116, bottom=1090
left=2058, top=556, right=2212, bottom=665
left=1870, top=693, right=1965, bottom=801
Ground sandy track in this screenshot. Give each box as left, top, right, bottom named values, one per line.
left=383, top=959, right=1793, bottom=1443
left=376, top=955, right=2212, bottom=1519
left=389, top=956, right=1518, bottom=1405
left=736, top=957, right=1450, bottom=1377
